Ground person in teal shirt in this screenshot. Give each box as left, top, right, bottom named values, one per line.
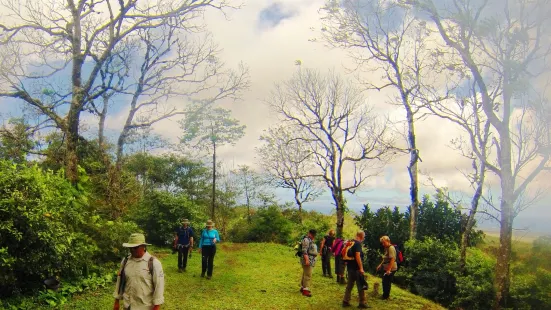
left=198, top=220, right=220, bottom=279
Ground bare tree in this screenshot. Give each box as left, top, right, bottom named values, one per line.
left=0, top=0, right=239, bottom=184
left=232, top=164, right=270, bottom=222
left=320, top=0, right=439, bottom=239
left=266, top=68, right=396, bottom=237
left=412, top=0, right=551, bottom=307
left=257, top=125, right=321, bottom=223
left=424, top=80, right=492, bottom=273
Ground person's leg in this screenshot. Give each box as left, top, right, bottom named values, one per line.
left=201, top=246, right=208, bottom=276
left=326, top=254, right=333, bottom=277
left=343, top=268, right=356, bottom=304
left=382, top=271, right=395, bottom=299
left=304, top=265, right=312, bottom=290
left=356, top=273, right=367, bottom=306
left=321, top=254, right=327, bottom=276
left=207, top=245, right=216, bottom=277
left=177, top=245, right=183, bottom=270
left=182, top=246, right=189, bottom=270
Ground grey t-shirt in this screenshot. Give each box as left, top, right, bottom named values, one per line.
left=300, top=237, right=318, bottom=267
left=383, top=245, right=398, bottom=271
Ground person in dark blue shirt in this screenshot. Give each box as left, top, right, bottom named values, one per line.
left=174, top=219, right=194, bottom=272
left=198, top=219, right=220, bottom=279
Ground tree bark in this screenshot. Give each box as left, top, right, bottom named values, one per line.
left=460, top=169, right=484, bottom=273
left=294, top=189, right=303, bottom=224
left=406, top=106, right=420, bottom=240
left=333, top=189, right=345, bottom=238
left=211, top=139, right=216, bottom=221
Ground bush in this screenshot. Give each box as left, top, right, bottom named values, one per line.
left=451, top=248, right=495, bottom=310
left=0, top=161, right=96, bottom=296
left=131, top=190, right=203, bottom=246
left=402, top=238, right=460, bottom=307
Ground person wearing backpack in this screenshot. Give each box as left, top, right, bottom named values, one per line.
left=113, top=233, right=165, bottom=310
left=198, top=219, right=220, bottom=279
left=331, top=237, right=346, bottom=284
left=299, top=229, right=318, bottom=297
left=376, top=235, right=398, bottom=300
left=174, top=218, right=194, bottom=273
left=342, top=231, right=369, bottom=309
left=319, top=229, right=336, bottom=278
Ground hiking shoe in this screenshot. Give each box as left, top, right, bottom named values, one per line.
left=300, top=287, right=304, bottom=293
left=342, top=301, right=351, bottom=307
left=302, top=290, right=312, bottom=297
left=358, top=304, right=371, bottom=309
left=201, top=272, right=205, bottom=278
left=206, top=276, right=211, bottom=280
left=328, top=274, right=334, bottom=278
left=178, top=268, right=183, bottom=273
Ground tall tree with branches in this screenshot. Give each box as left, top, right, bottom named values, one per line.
left=267, top=68, right=396, bottom=237
left=0, top=0, right=239, bottom=184
left=412, top=0, right=551, bottom=307
left=179, top=105, right=245, bottom=221
left=319, top=0, right=439, bottom=239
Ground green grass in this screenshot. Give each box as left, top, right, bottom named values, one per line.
left=37, top=243, right=444, bottom=310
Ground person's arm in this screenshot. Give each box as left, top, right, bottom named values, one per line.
left=173, top=232, right=178, bottom=249
left=152, top=259, right=165, bottom=309
left=189, top=228, right=194, bottom=248
left=215, top=230, right=220, bottom=243
left=198, top=229, right=204, bottom=252
left=113, top=259, right=125, bottom=310
left=320, top=238, right=326, bottom=255
left=302, top=238, right=310, bottom=266
left=355, top=251, right=364, bottom=274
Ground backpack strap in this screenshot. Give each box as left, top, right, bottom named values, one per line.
left=118, top=255, right=131, bottom=295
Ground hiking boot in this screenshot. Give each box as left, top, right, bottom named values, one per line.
left=300, top=287, right=304, bottom=293
left=178, top=268, right=183, bottom=273
left=358, top=304, right=371, bottom=309
left=206, top=276, right=211, bottom=280
left=302, top=290, right=312, bottom=297
left=328, top=274, right=334, bottom=278
left=342, top=301, right=351, bottom=307
left=201, top=272, right=205, bottom=278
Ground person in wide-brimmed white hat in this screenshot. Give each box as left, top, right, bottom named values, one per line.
left=113, top=233, right=165, bottom=310
left=198, top=220, right=221, bottom=279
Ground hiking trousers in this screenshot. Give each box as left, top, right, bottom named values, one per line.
left=382, top=271, right=396, bottom=299
left=343, top=269, right=367, bottom=306
left=201, top=245, right=216, bottom=276
left=177, top=245, right=190, bottom=269
left=301, top=265, right=313, bottom=291
left=321, top=248, right=332, bottom=276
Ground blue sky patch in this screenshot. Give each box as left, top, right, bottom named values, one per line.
left=257, top=2, right=296, bottom=29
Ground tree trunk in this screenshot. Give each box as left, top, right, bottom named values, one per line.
left=294, top=189, right=303, bottom=224
left=406, top=111, right=420, bottom=240
left=460, top=170, right=484, bottom=273
left=211, top=140, right=216, bottom=221
left=494, top=185, right=514, bottom=309
left=333, top=189, right=345, bottom=238
left=98, top=95, right=108, bottom=151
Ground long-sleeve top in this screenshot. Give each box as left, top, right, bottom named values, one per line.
left=113, top=252, right=165, bottom=310
left=199, top=228, right=221, bottom=247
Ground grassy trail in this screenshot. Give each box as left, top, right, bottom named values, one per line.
left=44, top=243, right=443, bottom=310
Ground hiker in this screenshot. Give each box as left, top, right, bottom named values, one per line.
left=198, top=219, right=220, bottom=279
left=174, top=218, right=194, bottom=273
left=332, top=237, right=346, bottom=284
left=319, top=229, right=336, bottom=278
left=299, top=229, right=318, bottom=297
left=113, top=233, right=164, bottom=310
left=376, top=235, right=397, bottom=300
left=342, top=231, right=369, bottom=309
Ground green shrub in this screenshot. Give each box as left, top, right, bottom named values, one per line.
left=402, top=238, right=460, bottom=307
left=0, top=161, right=95, bottom=296
left=451, top=248, right=495, bottom=309
left=131, top=190, right=202, bottom=246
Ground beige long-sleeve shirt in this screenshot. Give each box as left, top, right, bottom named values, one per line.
left=113, top=252, right=165, bottom=310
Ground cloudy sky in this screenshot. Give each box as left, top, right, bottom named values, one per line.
left=1, top=0, right=550, bottom=235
